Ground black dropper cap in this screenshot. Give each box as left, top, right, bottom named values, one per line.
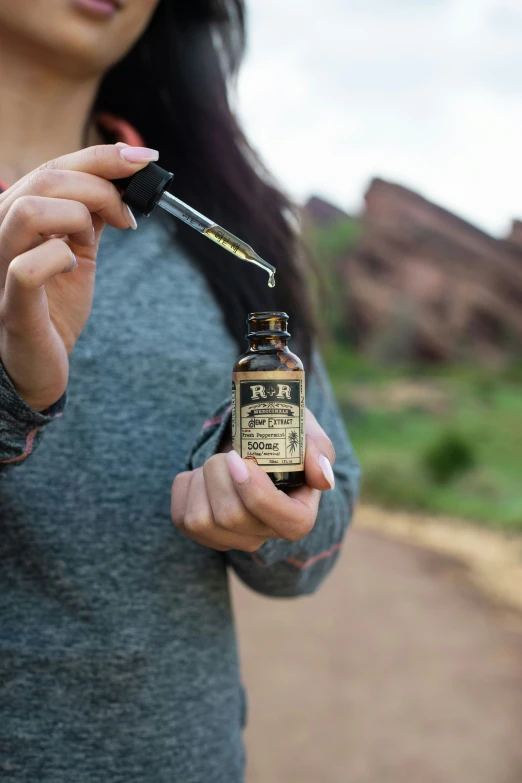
left=112, top=163, right=173, bottom=217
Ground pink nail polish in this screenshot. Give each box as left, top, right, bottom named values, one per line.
left=319, top=455, right=335, bottom=490
left=124, top=204, right=137, bottom=230
left=120, top=146, right=159, bottom=163
left=227, top=450, right=250, bottom=485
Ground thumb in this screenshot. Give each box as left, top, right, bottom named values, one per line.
left=304, top=409, right=336, bottom=491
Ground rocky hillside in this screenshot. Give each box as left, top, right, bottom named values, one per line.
left=304, top=181, right=522, bottom=365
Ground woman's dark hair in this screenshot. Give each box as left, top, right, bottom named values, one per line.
left=96, top=0, right=314, bottom=362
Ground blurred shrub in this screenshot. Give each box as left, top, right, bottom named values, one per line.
left=362, top=458, right=430, bottom=509
left=422, top=432, right=476, bottom=484
left=304, top=216, right=361, bottom=342
left=305, top=216, right=361, bottom=261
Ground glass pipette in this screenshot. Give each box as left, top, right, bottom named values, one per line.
left=113, top=163, right=276, bottom=288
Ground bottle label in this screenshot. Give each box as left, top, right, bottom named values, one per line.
left=232, top=371, right=305, bottom=472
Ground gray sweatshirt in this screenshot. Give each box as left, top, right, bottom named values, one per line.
left=0, top=211, right=360, bottom=783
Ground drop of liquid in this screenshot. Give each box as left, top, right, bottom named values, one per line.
left=268, top=273, right=276, bottom=288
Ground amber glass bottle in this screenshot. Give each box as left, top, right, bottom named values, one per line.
left=232, top=312, right=306, bottom=490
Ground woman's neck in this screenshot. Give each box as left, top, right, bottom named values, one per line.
left=0, top=35, right=102, bottom=187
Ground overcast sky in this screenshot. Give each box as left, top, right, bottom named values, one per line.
left=237, top=0, right=522, bottom=236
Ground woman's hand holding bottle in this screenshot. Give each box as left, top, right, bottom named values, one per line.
left=171, top=410, right=337, bottom=551
left=0, top=143, right=158, bottom=412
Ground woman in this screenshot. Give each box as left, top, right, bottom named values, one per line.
left=0, top=1, right=360, bottom=781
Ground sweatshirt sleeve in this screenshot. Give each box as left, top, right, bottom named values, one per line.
left=0, top=361, right=67, bottom=473
left=186, top=348, right=361, bottom=598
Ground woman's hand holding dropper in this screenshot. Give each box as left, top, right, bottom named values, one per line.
left=0, top=143, right=158, bottom=412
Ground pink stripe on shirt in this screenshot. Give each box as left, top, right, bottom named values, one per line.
left=0, top=412, right=62, bottom=464
left=252, top=542, right=343, bottom=571
left=0, top=427, right=40, bottom=464
left=201, top=405, right=232, bottom=431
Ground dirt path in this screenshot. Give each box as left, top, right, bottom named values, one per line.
left=232, top=511, right=522, bottom=783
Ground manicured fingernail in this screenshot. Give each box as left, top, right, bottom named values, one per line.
left=319, top=454, right=335, bottom=490
left=119, top=146, right=159, bottom=163
left=124, top=204, right=137, bottom=229
left=227, top=450, right=250, bottom=484
left=115, top=142, right=129, bottom=148
left=68, top=252, right=78, bottom=272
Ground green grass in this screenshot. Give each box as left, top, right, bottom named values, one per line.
left=323, top=343, right=522, bottom=531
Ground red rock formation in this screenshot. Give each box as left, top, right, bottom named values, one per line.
left=335, top=179, right=522, bottom=365
left=507, top=219, right=522, bottom=251
left=304, top=196, right=351, bottom=227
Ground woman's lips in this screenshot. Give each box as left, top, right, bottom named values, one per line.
left=70, top=0, right=121, bottom=20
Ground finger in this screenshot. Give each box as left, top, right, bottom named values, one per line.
left=183, top=468, right=216, bottom=536
left=39, top=143, right=159, bottom=183
left=203, top=454, right=278, bottom=537
left=1, top=239, right=76, bottom=335
left=0, top=170, right=135, bottom=233
left=6, top=238, right=77, bottom=289
left=0, top=197, right=95, bottom=272
left=182, top=529, right=268, bottom=554
left=182, top=468, right=271, bottom=553
left=183, top=534, right=229, bottom=552
left=226, top=450, right=321, bottom=542
left=304, top=409, right=336, bottom=491
left=171, top=471, right=195, bottom=529
left=306, top=409, right=336, bottom=465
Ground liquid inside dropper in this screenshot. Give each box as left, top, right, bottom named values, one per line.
left=202, top=225, right=276, bottom=288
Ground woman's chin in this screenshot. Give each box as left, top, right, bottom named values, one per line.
left=0, top=0, right=143, bottom=78
left=33, top=18, right=132, bottom=77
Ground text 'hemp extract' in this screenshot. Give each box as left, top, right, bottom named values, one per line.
left=112, top=162, right=276, bottom=288
left=232, top=312, right=305, bottom=490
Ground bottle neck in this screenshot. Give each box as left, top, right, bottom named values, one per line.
left=246, top=313, right=290, bottom=352
left=248, top=336, right=289, bottom=352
